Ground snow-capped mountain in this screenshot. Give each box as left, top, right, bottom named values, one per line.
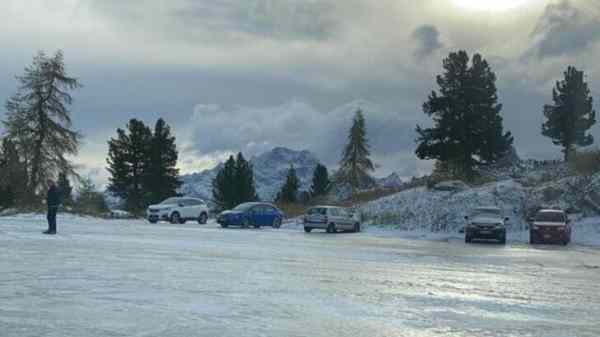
left=179, top=147, right=321, bottom=202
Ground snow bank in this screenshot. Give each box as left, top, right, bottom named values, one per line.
left=360, top=180, right=527, bottom=232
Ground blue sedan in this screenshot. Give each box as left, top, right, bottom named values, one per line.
left=217, top=202, right=284, bottom=229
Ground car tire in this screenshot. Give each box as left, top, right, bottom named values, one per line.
left=272, top=218, right=282, bottom=229
left=304, top=227, right=312, bottom=233
left=465, top=235, right=472, bottom=243
left=198, top=212, right=208, bottom=225
left=170, top=212, right=181, bottom=224
left=353, top=223, right=360, bottom=233
left=253, top=224, right=260, bottom=229
left=499, top=235, right=506, bottom=245
left=220, top=223, right=228, bottom=228
left=148, top=219, right=157, bottom=224
left=326, top=223, right=336, bottom=234
left=242, top=219, right=250, bottom=229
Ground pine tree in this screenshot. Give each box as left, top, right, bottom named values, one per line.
left=542, top=66, right=596, bottom=161
left=57, top=172, right=73, bottom=206
left=107, top=119, right=152, bottom=213
left=234, top=152, right=258, bottom=205
left=74, top=177, right=108, bottom=215
left=211, top=153, right=258, bottom=211
left=212, top=156, right=237, bottom=210
left=3, top=50, right=82, bottom=202
left=416, top=51, right=513, bottom=178
left=277, top=164, right=300, bottom=203
left=143, top=118, right=181, bottom=205
left=310, top=163, right=330, bottom=197
left=0, top=138, right=27, bottom=206
left=338, top=109, right=375, bottom=193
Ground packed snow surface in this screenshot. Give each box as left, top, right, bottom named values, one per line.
left=2, top=214, right=600, bottom=337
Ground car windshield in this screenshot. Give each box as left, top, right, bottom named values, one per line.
left=233, top=203, right=255, bottom=211
left=308, top=208, right=327, bottom=215
left=160, top=198, right=180, bottom=205
left=536, top=212, right=565, bottom=222
left=471, top=208, right=501, bottom=218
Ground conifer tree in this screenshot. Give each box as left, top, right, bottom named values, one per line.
left=416, top=51, right=513, bottom=178
left=107, top=119, right=152, bottom=213
left=542, top=66, right=596, bottom=161
left=234, top=152, right=258, bottom=205
left=338, top=109, right=375, bottom=193
left=57, top=172, right=73, bottom=206
left=74, top=177, right=108, bottom=215
left=143, top=118, right=181, bottom=205
left=3, top=51, right=82, bottom=202
left=211, top=153, right=258, bottom=210
left=212, top=156, right=237, bottom=210
left=310, top=163, right=330, bottom=197
left=0, top=138, right=26, bottom=206
left=277, top=164, right=300, bottom=203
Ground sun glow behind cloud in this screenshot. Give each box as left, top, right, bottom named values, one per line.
left=452, top=0, right=531, bottom=11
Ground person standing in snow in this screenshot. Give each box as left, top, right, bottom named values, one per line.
left=44, top=180, right=60, bottom=235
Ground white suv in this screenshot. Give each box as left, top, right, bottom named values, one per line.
left=147, top=197, right=209, bottom=224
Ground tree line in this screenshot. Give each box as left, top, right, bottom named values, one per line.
left=0, top=49, right=597, bottom=212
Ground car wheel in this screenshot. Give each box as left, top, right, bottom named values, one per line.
left=170, top=212, right=181, bottom=224
left=353, top=223, right=360, bottom=233
left=253, top=224, right=260, bottom=229
left=220, top=223, right=228, bottom=228
left=148, top=220, right=157, bottom=224
left=499, top=235, right=506, bottom=245
left=465, top=235, right=472, bottom=243
left=272, top=218, right=282, bottom=229
left=242, top=219, right=250, bottom=229
left=198, top=212, right=208, bottom=225
left=304, top=227, right=312, bottom=233
left=326, top=223, right=336, bottom=234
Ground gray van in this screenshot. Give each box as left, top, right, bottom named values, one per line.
left=303, top=206, right=361, bottom=233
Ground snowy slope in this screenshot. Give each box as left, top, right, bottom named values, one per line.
left=361, top=180, right=527, bottom=232
left=179, top=147, right=320, bottom=201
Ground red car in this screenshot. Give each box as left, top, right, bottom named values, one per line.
left=529, top=209, right=571, bottom=245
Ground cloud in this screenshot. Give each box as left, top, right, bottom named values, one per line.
left=412, top=24, right=443, bottom=58
left=183, top=99, right=421, bottom=176
left=527, top=0, right=600, bottom=58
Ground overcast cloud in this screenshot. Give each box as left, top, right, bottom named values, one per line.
left=1, top=0, right=600, bottom=186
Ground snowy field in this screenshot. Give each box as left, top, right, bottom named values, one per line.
left=1, top=214, right=600, bottom=337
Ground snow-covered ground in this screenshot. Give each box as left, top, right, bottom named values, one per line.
left=1, top=214, right=600, bottom=337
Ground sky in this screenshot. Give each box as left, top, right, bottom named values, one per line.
left=1, top=0, right=600, bottom=186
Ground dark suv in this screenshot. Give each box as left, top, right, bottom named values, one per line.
left=529, top=209, right=571, bottom=245
left=464, top=207, right=508, bottom=244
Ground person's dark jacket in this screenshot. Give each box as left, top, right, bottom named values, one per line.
left=47, top=186, right=60, bottom=208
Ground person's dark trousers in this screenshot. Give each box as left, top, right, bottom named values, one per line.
left=46, top=206, right=58, bottom=234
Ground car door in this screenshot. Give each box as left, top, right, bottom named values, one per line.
left=179, top=199, right=192, bottom=219
left=190, top=199, right=203, bottom=218
left=264, top=206, right=277, bottom=226
left=249, top=206, right=263, bottom=226
left=329, top=208, right=341, bottom=227
left=339, top=208, right=353, bottom=230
